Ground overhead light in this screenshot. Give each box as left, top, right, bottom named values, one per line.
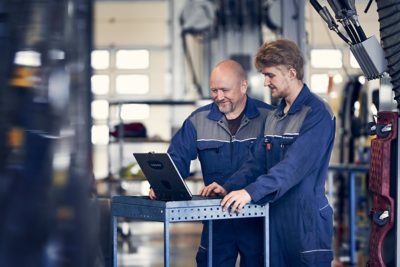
left=14, top=50, right=41, bottom=67
left=358, top=76, right=366, bottom=85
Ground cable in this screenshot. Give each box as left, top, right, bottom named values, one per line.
left=336, top=30, right=352, bottom=45
left=378, top=10, right=400, bottom=22
left=310, top=0, right=352, bottom=45
left=376, top=0, right=400, bottom=108
left=343, top=20, right=361, bottom=43
left=364, top=0, right=374, bottom=13
left=353, top=22, right=367, bottom=41
left=322, top=22, right=351, bottom=78
left=377, top=2, right=400, bottom=12
left=380, top=18, right=400, bottom=32
left=381, top=28, right=400, bottom=43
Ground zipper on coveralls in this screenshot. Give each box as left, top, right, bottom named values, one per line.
left=230, top=135, right=233, bottom=162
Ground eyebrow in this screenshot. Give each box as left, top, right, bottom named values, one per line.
left=262, top=72, right=274, bottom=76
left=210, top=87, right=229, bottom=91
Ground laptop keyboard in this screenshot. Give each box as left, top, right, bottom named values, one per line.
left=191, top=195, right=222, bottom=200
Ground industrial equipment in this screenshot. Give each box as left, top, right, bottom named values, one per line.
left=311, top=1, right=400, bottom=266
left=0, top=0, right=97, bottom=266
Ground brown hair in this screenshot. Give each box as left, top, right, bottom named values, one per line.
left=254, top=39, right=304, bottom=80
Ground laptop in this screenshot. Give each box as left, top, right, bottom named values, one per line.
left=134, top=152, right=218, bottom=201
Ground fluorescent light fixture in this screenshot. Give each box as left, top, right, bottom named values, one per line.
left=350, top=51, right=361, bottom=69
left=91, top=100, right=109, bottom=120
left=14, top=51, right=41, bottom=67
left=91, top=74, right=110, bottom=95
left=116, top=49, right=149, bottom=69
left=116, top=74, right=149, bottom=94
left=310, top=74, right=329, bottom=94
left=311, top=49, right=342, bottom=69
left=91, top=125, right=109, bottom=145
left=358, top=76, right=366, bottom=85
left=119, top=104, right=150, bottom=121
left=91, top=50, right=110, bottom=70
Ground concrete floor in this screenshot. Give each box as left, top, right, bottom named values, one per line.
left=117, top=221, right=203, bottom=267
left=115, top=221, right=350, bottom=267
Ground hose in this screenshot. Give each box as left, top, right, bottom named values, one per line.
left=376, top=0, right=400, bottom=108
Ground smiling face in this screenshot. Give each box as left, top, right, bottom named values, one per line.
left=261, top=65, right=292, bottom=99
left=209, top=61, right=248, bottom=119
left=255, top=40, right=305, bottom=111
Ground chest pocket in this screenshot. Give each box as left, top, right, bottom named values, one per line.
left=264, top=134, right=298, bottom=170
left=197, top=142, right=225, bottom=175
left=280, top=134, right=297, bottom=158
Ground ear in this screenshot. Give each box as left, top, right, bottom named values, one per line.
left=241, top=80, right=248, bottom=94
left=288, top=68, right=297, bottom=79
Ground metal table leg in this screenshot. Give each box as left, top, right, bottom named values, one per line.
left=164, top=221, right=170, bottom=267
left=207, top=220, right=213, bottom=267
left=112, top=215, right=117, bottom=267
left=349, top=171, right=356, bottom=265
left=264, top=205, right=269, bottom=267
left=111, top=198, right=270, bottom=267
left=327, top=172, right=334, bottom=205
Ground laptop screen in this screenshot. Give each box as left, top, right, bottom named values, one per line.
left=133, top=152, right=193, bottom=201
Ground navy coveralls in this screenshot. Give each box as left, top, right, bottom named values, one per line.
left=224, top=85, right=336, bottom=267
left=168, top=96, right=273, bottom=267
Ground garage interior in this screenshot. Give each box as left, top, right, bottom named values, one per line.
left=0, top=0, right=399, bottom=266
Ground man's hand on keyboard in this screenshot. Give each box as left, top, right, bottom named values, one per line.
left=200, top=182, right=227, bottom=197
left=149, top=188, right=157, bottom=200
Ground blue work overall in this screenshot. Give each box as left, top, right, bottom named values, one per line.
left=225, top=85, right=335, bottom=267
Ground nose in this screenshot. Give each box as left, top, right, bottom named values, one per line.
left=264, top=76, right=271, bottom=87
left=216, top=90, right=224, bottom=101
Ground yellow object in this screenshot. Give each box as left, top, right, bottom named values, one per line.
left=8, top=127, right=24, bottom=147
left=9, top=67, right=37, bottom=87
left=120, top=162, right=145, bottom=180
left=53, top=171, right=68, bottom=187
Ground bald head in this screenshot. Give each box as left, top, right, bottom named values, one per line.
left=212, top=59, right=247, bottom=82
left=209, top=60, right=248, bottom=119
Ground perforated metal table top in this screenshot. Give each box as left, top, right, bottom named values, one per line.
left=112, top=196, right=268, bottom=222
left=112, top=196, right=269, bottom=267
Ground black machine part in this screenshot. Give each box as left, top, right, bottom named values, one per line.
left=375, top=0, right=400, bottom=108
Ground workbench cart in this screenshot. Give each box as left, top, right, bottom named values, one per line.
left=112, top=196, right=269, bottom=267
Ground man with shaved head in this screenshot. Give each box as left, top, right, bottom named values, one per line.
left=209, top=60, right=248, bottom=118
left=149, top=59, right=274, bottom=266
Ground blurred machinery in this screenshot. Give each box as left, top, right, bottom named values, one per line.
left=2, top=0, right=399, bottom=266
left=0, top=0, right=99, bottom=266
left=311, top=0, right=400, bottom=266
left=179, top=0, right=305, bottom=101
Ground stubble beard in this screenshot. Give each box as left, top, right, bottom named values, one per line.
left=217, top=101, right=233, bottom=114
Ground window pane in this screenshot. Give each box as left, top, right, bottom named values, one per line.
left=116, top=74, right=149, bottom=94
left=350, top=52, right=360, bottom=68
left=91, top=50, right=110, bottom=69
left=92, top=100, right=109, bottom=120
left=91, top=125, right=109, bottom=145
left=310, top=74, right=329, bottom=94
left=119, top=104, right=150, bottom=121
left=91, top=75, right=110, bottom=95
left=311, top=49, right=342, bottom=68
left=116, top=49, right=149, bottom=69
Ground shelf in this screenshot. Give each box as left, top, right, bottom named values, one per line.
left=108, top=99, right=196, bottom=106
left=109, top=137, right=170, bottom=143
